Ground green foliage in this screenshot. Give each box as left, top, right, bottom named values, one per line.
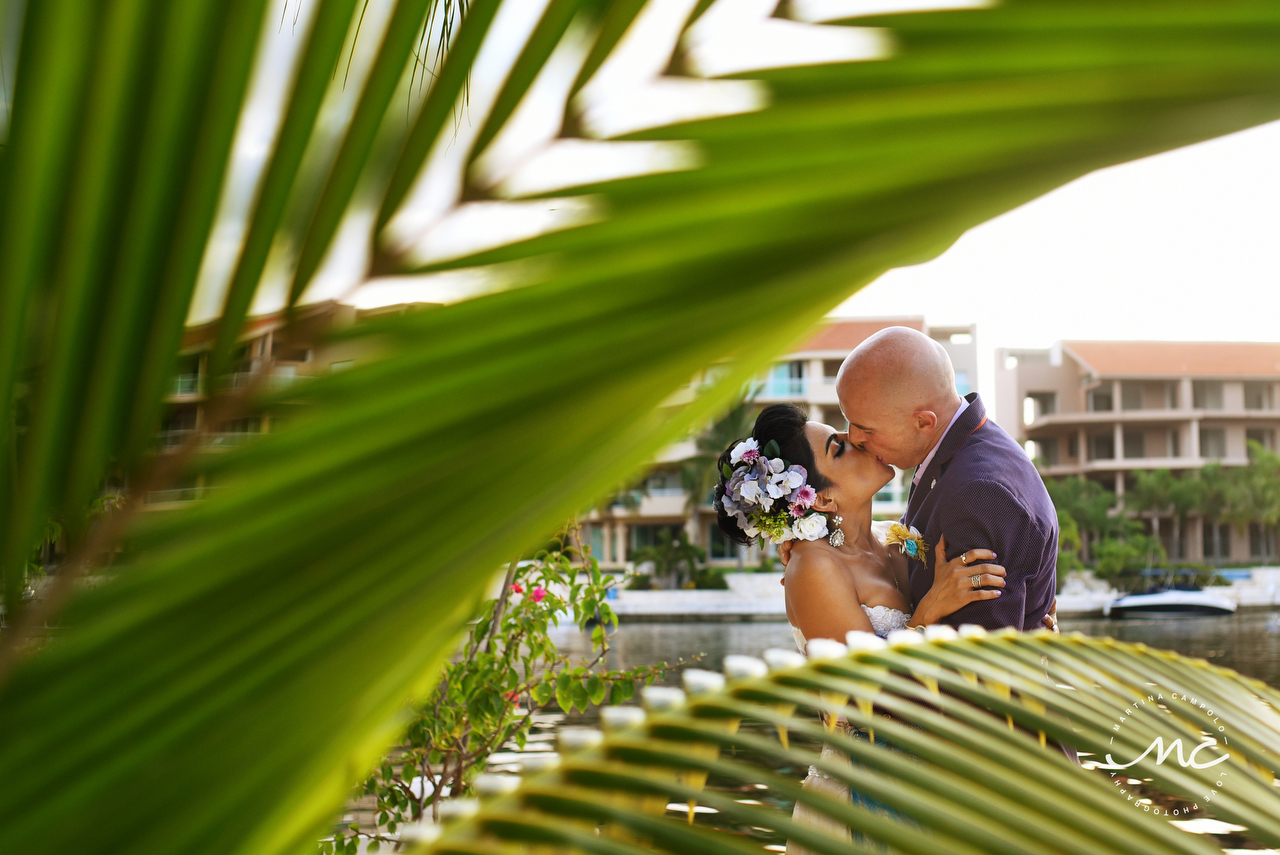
left=426, top=631, right=1280, bottom=854
left=630, top=528, right=708, bottom=590
left=322, top=543, right=672, bottom=852
left=1093, top=528, right=1167, bottom=591
left=4, top=2, right=1280, bottom=853
left=679, top=398, right=757, bottom=514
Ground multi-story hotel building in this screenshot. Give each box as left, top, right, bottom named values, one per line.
left=995, top=341, right=1280, bottom=564
left=585, top=318, right=979, bottom=570
left=156, top=305, right=979, bottom=572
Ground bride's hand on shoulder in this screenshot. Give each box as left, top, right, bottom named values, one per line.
left=909, top=534, right=1005, bottom=627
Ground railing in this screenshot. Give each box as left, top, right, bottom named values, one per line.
left=206, top=432, right=260, bottom=448
left=158, top=429, right=196, bottom=449
left=170, top=374, right=202, bottom=396
left=145, top=486, right=210, bottom=505
left=761, top=378, right=806, bottom=397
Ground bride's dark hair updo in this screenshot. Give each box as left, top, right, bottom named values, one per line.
left=713, top=403, right=833, bottom=545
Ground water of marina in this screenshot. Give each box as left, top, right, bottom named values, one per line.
left=555, top=609, right=1280, bottom=688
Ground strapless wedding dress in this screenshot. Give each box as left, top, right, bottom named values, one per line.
left=789, top=603, right=911, bottom=653
left=786, top=603, right=912, bottom=855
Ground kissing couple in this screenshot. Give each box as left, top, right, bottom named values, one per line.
left=715, top=326, right=1059, bottom=646
left=713, top=327, right=1063, bottom=853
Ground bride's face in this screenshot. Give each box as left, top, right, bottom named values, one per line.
left=803, top=421, right=895, bottom=505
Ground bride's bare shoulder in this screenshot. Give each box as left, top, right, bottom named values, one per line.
left=783, top=541, right=846, bottom=582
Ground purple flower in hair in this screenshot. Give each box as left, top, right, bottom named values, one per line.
left=740, top=448, right=760, bottom=464
left=788, top=502, right=806, bottom=518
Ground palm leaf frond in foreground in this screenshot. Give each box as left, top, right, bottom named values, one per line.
left=3, top=2, right=1280, bottom=854
left=427, top=631, right=1280, bottom=855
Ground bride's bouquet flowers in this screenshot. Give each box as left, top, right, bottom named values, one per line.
left=720, top=438, right=830, bottom=544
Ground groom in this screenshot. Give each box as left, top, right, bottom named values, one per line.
left=834, top=327, right=1058, bottom=631
left=781, top=327, right=1058, bottom=630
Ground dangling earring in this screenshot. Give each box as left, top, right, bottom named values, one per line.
left=828, top=514, right=845, bottom=547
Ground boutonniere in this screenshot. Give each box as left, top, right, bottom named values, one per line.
left=885, top=523, right=929, bottom=559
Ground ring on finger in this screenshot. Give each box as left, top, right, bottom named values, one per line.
left=970, top=574, right=982, bottom=590
left=960, top=552, right=969, bottom=566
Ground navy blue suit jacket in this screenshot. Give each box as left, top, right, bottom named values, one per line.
left=902, top=393, right=1058, bottom=631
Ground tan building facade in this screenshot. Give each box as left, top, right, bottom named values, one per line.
left=995, top=340, right=1280, bottom=563
left=586, top=318, right=979, bottom=569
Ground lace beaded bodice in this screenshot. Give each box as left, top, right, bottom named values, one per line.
left=790, top=603, right=912, bottom=653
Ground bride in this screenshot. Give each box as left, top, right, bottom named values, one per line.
left=714, top=403, right=1006, bottom=644
left=714, top=403, right=1007, bottom=853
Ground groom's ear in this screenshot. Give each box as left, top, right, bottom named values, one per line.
left=913, top=409, right=939, bottom=433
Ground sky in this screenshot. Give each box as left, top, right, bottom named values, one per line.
left=830, top=119, right=1280, bottom=415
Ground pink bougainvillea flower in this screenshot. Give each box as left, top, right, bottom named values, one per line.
left=531, top=586, right=547, bottom=603
left=510, top=582, right=524, bottom=594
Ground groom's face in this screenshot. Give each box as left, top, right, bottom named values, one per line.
left=840, top=395, right=932, bottom=471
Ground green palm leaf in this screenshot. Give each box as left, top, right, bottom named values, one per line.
left=1, top=2, right=1279, bottom=854
left=425, top=631, right=1280, bottom=855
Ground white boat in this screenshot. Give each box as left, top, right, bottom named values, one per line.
left=1104, top=587, right=1237, bottom=618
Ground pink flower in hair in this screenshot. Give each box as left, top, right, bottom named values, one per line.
left=740, top=448, right=760, bottom=464
left=788, top=502, right=806, bottom=518
left=792, top=485, right=816, bottom=508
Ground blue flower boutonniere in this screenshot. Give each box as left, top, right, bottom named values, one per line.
left=885, top=523, right=929, bottom=559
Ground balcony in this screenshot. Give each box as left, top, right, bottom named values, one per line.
left=169, top=373, right=203, bottom=398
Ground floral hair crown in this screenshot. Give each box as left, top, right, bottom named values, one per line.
left=720, top=437, right=830, bottom=544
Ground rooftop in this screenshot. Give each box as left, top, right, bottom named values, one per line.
left=797, top=317, right=925, bottom=353
left=1063, top=340, right=1280, bottom=379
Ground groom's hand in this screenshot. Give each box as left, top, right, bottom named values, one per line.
left=777, top=540, right=794, bottom=566
left=1042, top=598, right=1059, bottom=634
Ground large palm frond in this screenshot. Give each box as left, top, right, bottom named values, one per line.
left=1, top=2, right=1280, bottom=854
left=424, top=631, right=1280, bottom=855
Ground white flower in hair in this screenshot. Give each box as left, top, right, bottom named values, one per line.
left=794, top=513, right=829, bottom=541
left=739, top=479, right=764, bottom=506
left=767, top=457, right=785, bottom=474
left=729, top=438, right=759, bottom=465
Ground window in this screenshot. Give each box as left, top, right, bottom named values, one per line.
left=1024, top=392, right=1057, bottom=424
left=1193, top=380, right=1224, bottom=410
left=1246, top=428, right=1276, bottom=456
left=1199, top=428, right=1226, bottom=459
left=271, top=342, right=312, bottom=362
left=1168, top=429, right=1181, bottom=458
left=1249, top=523, right=1275, bottom=559
left=822, top=406, right=847, bottom=431
left=1244, top=381, right=1274, bottom=411
left=1203, top=521, right=1231, bottom=559
left=1037, top=437, right=1059, bottom=466
left=1088, top=388, right=1113, bottom=412
left=1088, top=433, right=1114, bottom=461
left=708, top=523, right=737, bottom=560
left=587, top=524, right=606, bottom=560
left=823, top=359, right=842, bottom=380
left=1068, top=434, right=1079, bottom=459
left=1122, top=431, right=1145, bottom=459
left=628, top=523, right=684, bottom=557
left=1164, top=382, right=1179, bottom=409
left=767, top=361, right=805, bottom=397
left=644, top=471, right=683, bottom=496
left=1121, top=382, right=1144, bottom=411
left=954, top=371, right=970, bottom=396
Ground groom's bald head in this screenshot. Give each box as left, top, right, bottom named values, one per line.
left=835, top=327, right=963, bottom=469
